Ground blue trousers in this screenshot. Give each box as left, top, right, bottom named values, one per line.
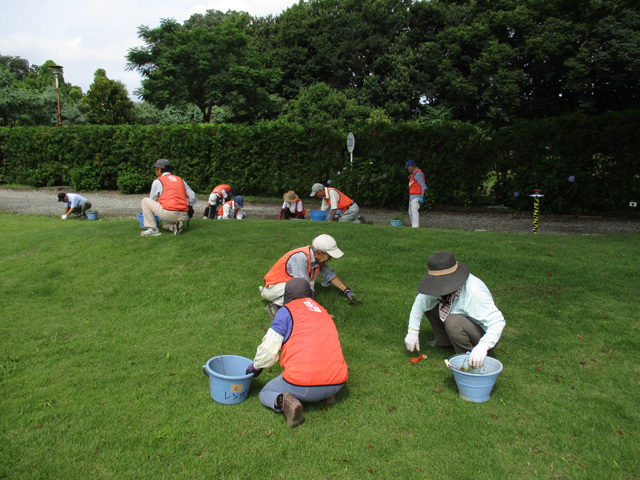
left=259, top=374, right=345, bottom=411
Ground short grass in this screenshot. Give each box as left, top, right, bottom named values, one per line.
left=1, top=213, right=638, bottom=479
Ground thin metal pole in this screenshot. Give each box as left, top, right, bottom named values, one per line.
left=54, top=74, right=62, bottom=127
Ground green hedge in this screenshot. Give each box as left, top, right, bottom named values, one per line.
left=1, top=113, right=638, bottom=213
left=492, top=110, right=640, bottom=214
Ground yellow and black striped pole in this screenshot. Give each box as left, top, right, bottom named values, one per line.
left=529, top=190, right=544, bottom=234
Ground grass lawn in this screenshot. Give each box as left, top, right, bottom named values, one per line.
left=1, top=213, right=638, bottom=479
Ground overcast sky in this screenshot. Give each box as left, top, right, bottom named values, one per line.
left=0, top=0, right=299, bottom=99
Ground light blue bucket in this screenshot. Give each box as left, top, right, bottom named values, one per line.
left=86, top=211, right=98, bottom=220
left=202, top=355, right=254, bottom=405
left=137, top=213, right=161, bottom=228
left=448, top=354, right=503, bottom=403
left=310, top=210, right=326, bottom=221
left=390, top=219, right=403, bottom=227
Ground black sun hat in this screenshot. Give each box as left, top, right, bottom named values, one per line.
left=418, top=251, right=470, bottom=296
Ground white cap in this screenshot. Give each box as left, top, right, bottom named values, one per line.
left=312, top=234, right=344, bottom=258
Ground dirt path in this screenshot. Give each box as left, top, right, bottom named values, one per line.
left=1, top=186, right=638, bottom=235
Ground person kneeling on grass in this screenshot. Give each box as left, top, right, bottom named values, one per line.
left=58, top=192, right=92, bottom=219
left=140, top=159, right=197, bottom=237
left=404, top=251, right=506, bottom=368
left=259, top=233, right=361, bottom=319
left=217, top=195, right=245, bottom=219
left=246, top=278, right=348, bottom=428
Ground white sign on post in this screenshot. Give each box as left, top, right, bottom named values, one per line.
left=346, top=132, right=355, bottom=169
left=347, top=132, right=355, bottom=153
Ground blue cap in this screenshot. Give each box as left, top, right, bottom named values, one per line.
left=405, top=160, right=416, bottom=169
left=235, top=195, right=244, bottom=208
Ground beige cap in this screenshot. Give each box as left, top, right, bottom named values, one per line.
left=310, top=183, right=324, bottom=197
left=312, top=234, right=344, bottom=258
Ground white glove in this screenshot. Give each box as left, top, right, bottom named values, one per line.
left=404, top=330, right=420, bottom=352
left=61, top=215, right=67, bottom=220
left=469, top=341, right=489, bottom=368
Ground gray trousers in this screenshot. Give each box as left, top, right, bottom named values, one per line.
left=338, top=202, right=360, bottom=222
left=259, top=374, right=344, bottom=411
left=426, top=307, right=487, bottom=354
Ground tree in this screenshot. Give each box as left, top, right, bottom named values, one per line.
left=85, top=69, right=136, bottom=125
left=126, top=10, right=283, bottom=123
left=0, top=65, right=44, bottom=126
left=285, top=82, right=373, bottom=129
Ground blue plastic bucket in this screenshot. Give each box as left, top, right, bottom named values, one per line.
left=86, top=211, right=98, bottom=220
left=202, top=355, right=254, bottom=405
left=390, top=219, right=403, bottom=227
left=448, top=354, right=503, bottom=403
left=310, top=210, right=326, bottom=221
left=137, top=213, right=160, bottom=228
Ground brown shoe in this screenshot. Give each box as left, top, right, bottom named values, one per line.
left=323, top=394, right=337, bottom=405
left=282, top=393, right=305, bottom=428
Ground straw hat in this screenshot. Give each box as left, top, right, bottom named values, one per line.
left=283, top=191, right=298, bottom=203
left=417, top=251, right=469, bottom=296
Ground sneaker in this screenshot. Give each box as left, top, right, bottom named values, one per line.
left=282, top=393, right=305, bottom=428
left=173, top=220, right=183, bottom=235
left=265, top=302, right=280, bottom=319
left=141, top=228, right=161, bottom=237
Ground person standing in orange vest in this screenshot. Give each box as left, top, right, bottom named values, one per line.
left=203, top=184, right=232, bottom=219
left=246, top=278, right=348, bottom=428
left=260, top=234, right=361, bottom=318
left=140, top=159, right=197, bottom=236
left=406, top=160, right=427, bottom=228
left=310, top=183, right=367, bottom=223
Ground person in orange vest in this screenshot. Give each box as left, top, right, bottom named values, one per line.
left=310, top=183, right=368, bottom=223
left=406, top=160, right=427, bottom=228
left=246, top=277, right=348, bottom=428
left=140, top=159, right=196, bottom=236
left=278, top=190, right=306, bottom=220
left=217, top=196, right=245, bottom=219
left=260, top=234, right=360, bottom=318
left=203, top=184, right=232, bottom=219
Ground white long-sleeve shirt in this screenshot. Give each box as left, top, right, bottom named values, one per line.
left=408, top=274, right=505, bottom=348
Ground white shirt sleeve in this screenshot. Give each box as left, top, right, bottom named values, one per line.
left=149, top=179, right=163, bottom=201
left=454, top=275, right=505, bottom=348
left=408, top=293, right=438, bottom=331
left=253, top=328, right=283, bottom=369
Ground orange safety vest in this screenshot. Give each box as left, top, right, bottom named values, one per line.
left=217, top=200, right=239, bottom=217
left=288, top=199, right=306, bottom=216
left=212, top=184, right=231, bottom=198
left=280, top=298, right=349, bottom=386
left=325, top=187, right=353, bottom=211
left=263, top=246, right=319, bottom=288
left=158, top=175, right=188, bottom=211
left=409, top=168, right=425, bottom=195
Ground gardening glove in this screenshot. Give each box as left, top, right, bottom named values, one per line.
left=404, top=329, right=420, bottom=352
left=419, top=195, right=424, bottom=204
left=469, top=341, right=489, bottom=368
left=343, top=288, right=361, bottom=305
left=245, top=363, right=263, bottom=378
left=61, top=215, right=67, bottom=220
